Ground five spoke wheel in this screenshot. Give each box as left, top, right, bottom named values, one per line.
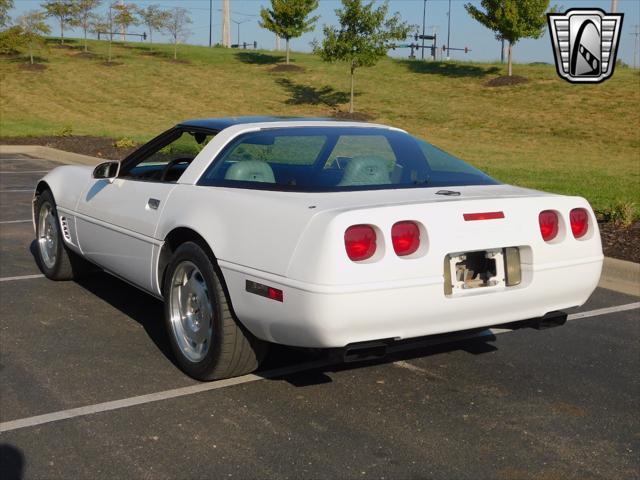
left=169, top=261, right=214, bottom=363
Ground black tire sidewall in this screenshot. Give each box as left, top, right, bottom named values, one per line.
left=163, top=242, right=226, bottom=379
left=34, top=190, right=66, bottom=278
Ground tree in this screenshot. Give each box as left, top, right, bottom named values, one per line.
left=111, top=1, right=139, bottom=44
left=18, top=10, right=51, bottom=64
left=0, top=26, right=23, bottom=54
left=314, top=0, right=409, bottom=113
left=163, top=7, right=191, bottom=60
left=260, top=0, right=319, bottom=65
left=138, top=5, right=170, bottom=49
left=465, top=0, right=554, bottom=76
left=41, top=0, right=75, bottom=45
left=72, top=0, right=101, bottom=52
left=1, top=0, right=14, bottom=29
left=89, top=12, right=112, bottom=62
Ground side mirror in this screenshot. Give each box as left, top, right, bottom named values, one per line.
left=92, top=161, right=120, bottom=181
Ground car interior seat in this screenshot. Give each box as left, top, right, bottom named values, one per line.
left=224, top=160, right=276, bottom=183
left=338, top=155, right=391, bottom=186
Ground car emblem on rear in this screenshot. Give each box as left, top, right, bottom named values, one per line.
left=547, top=8, right=623, bottom=84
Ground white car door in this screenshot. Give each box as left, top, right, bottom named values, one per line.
left=74, top=127, right=214, bottom=293
left=75, top=178, right=175, bottom=292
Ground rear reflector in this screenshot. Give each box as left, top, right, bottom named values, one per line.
left=344, top=225, right=377, bottom=261
left=569, top=208, right=589, bottom=238
left=246, top=280, right=283, bottom=302
left=463, top=211, right=505, bottom=221
left=391, top=221, right=420, bottom=256
left=539, top=210, right=559, bottom=242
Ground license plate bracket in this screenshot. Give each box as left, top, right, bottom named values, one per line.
left=445, top=248, right=506, bottom=295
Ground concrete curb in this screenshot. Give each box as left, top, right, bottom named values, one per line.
left=0, top=145, right=104, bottom=166
left=1, top=144, right=639, bottom=297
left=599, top=257, right=640, bottom=297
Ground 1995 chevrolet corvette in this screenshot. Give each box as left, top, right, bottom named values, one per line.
left=33, top=117, right=603, bottom=380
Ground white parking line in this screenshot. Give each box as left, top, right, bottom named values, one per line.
left=0, top=219, right=31, bottom=224
left=567, top=302, right=640, bottom=320
left=0, top=189, right=33, bottom=193
left=0, top=171, right=49, bottom=174
left=1, top=301, right=637, bottom=433
left=0, top=274, right=45, bottom=282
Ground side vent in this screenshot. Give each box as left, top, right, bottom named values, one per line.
left=59, top=216, right=72, bottom=242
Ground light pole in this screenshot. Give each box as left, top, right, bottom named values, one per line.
left=631, top=25, right=639, bottom=69
left=209, top=0, right=212, bottom=47
left=421, top=0, right=427, bottom=60
left=232, top=18, right=249, bottom=45
left=446, top=0, right=452, bottom=59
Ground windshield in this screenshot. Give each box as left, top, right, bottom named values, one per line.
left=198, top=127, right=497, bottom=191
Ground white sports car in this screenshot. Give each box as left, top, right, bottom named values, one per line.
left=33, top=117, right=603, bottom=380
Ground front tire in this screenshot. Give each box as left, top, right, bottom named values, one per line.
left=34, top=190, right=85, bottom=280
left=163, top=241, right=267, bottom=380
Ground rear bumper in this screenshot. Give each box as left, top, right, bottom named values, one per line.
left=220, top=256, right=603, bottom=348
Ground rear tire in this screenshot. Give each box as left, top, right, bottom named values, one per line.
left=34, top=190, right=87, bottom=280
left=163, top=241, right=267, bottom=380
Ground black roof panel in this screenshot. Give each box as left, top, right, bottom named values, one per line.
left=178, top=116, right=334, bottom=131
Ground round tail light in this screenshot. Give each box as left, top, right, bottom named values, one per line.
left=344, top=225, right=376, bottom=261
left=539, top=210, right=559, bottom=242
left=391, top=221, right=420, bottom=256
left=570, top=208, right=589, bottom=238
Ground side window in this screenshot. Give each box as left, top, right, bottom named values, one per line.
left=122, top=130, right=215, bottom=182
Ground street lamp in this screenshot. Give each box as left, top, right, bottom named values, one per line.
left=231, top=18, right=250, bottom=45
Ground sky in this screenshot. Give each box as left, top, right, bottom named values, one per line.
left=8, top=0, right=640, bottom=66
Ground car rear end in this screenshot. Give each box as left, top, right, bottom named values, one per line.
left=227, top=187, right=602, bottom=348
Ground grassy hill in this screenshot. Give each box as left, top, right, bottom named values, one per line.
left=1, top=38, right=638, bottom=218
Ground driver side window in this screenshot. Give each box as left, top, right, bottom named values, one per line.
left=121, top=129, right=215, bottom=183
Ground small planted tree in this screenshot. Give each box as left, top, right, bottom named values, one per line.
left=314, top=0, right=409, bottom=113
left=72, top=0, right=101, bottom=52
left=138, top=4, right=170, bottom=49
left=18, top=10, right=51, bottom=64
left=1, top=0, right=14, bottom=29
left=111, top=1, right=139, bottom=44
left=163, top=7, right=192, bottom=60
left=464, top=0, right=553, bottom=76
left=259, top=0, right=319, bottom=65
left=41, top=0, right=75, bottom=45
left=90, top=13, right=112, bottom=62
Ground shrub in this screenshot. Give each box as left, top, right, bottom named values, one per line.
left=604, top=201, right=636, bottom=228
left=114, top=137, right=136, bottom=148
left=54, top=125, right=73, bottom=137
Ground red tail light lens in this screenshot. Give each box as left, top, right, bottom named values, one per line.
left=570, top=208, right=589, bottom=238
left=344, top=225, right=377, bottom=261
left=392, top=221, right=420, bottom=256
left=539, top=210, right=559, bottom=242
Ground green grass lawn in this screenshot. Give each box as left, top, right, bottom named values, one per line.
left=1, top=38, right=639, bottom=218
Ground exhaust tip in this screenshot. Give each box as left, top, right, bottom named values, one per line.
left=343, top=342, right=388, bottom=363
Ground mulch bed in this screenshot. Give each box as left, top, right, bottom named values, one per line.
left=74, top=51, right=97, bottom=59
left=1, top=135, right=638, bottom=264
left=19, top=63, right=47, bottom=72
left=486, top=75, right=529, bottom=87
left=0, top=136, right=136, bottom=160
left=331, top=110, right=375, bottom=122
left=270, top=64, right=305, bottom=73
left=101, top=61, right=124, bottom=67
left=599, top=220, right=640, bottom=264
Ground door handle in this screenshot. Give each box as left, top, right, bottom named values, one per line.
left=147, top=198, right=160, bottom=210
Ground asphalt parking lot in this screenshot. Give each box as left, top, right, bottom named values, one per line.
left=0, top=153, right=639, bottom=480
